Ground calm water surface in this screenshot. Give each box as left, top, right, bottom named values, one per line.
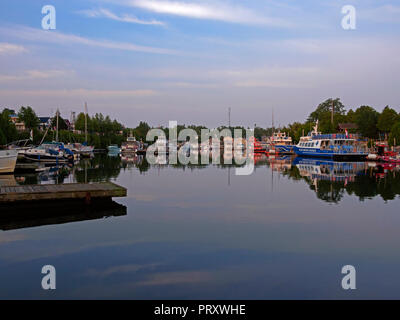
left=1, top=154, right=400, bottom=299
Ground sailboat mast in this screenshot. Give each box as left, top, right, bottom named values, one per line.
left=84, top=102, right=88, bottom=142
left=272, top=107, right=274, bottom=133
left=56, top=109, right=59, bottom=142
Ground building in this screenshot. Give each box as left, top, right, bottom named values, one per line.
left=338, top=123, right=358, bottom=132
left=39, top=117, right=52, bottom=131
left=9, top=114, right=26, bottom=132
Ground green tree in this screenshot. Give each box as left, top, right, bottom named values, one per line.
left=354, top=106, right=379, bottom=138
left=51, top=115, right=69, bottom=130
left=307, top=98, right=346, bottom=133
left=389, top=122, right=400, bottom=146
left=18, top=106, right=39, bottom=130
left=308, top=98, right=346, bottom=122
left=0, top=109, right=18, bottom=144
left=377, top=106, right=398, bottom=134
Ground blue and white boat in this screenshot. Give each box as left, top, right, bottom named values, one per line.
left=293, top=122, right=368, bottom=160
left=268, top=131, right=294, bottom=154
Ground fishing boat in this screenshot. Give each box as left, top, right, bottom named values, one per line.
left=0, top=149, right=18, bottom=173
left=268, top=131, right=294, bottom=154
left=293, top=122, right=368, bottom=160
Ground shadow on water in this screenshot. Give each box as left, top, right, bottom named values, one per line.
left=0, top=200, right=127, bottom=231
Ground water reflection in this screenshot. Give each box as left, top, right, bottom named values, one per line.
left=2, top=153, right=400, bottom=299
left=8, top=153, right=400, bottom=204
left=0, top=201, right=126, bottom=231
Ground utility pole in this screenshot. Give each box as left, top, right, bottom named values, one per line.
left=228, top=107, right=231, bottom=128
left=331, top=99, right=334, bottom=125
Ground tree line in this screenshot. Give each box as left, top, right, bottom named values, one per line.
left=1, top=99, right=399, bottom=148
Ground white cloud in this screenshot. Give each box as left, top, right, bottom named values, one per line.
left=0, top=88, right=157, bottom=98
left=0, top=26, right=178, bottom=55
left=122, top=0, right=292, bottom=27
left=0, top=42, right=27, bottom=54
left=78, top=8, right=165, bottom=26
left=361, top=5, right=400, bottom=23
left=0, top=70, right=74, bottom=82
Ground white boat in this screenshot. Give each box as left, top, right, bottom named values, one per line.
left=0, top=149, right=18, bottom=173
left=268, top=131, right=294, bottom=153
left=121, top=133, right=141, bottom=153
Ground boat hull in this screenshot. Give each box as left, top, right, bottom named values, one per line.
left=0, top=150, right=18, bottom=173
left=23, top=153, right=69, bottom=163
left=274, top=144, right=294, bottom=154
left=293, top=146, right=368, bottom=160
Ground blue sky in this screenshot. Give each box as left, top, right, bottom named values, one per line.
left=0, top=0, right=399, bottom=127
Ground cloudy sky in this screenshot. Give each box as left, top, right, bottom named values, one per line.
left=0, top=0, right=399, bottom=127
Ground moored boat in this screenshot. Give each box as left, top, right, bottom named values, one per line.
left=0, top=149, right=18, bottom=173
left=293, top=122, right=368, bottom=160
left=23, top=142, right=74, bottom=163
left=107, top=144, right=121, bottom=153
left=268, top=131, right=294, bottom=154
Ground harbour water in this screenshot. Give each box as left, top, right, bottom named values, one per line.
left=1, top=153, right=400, bottom=299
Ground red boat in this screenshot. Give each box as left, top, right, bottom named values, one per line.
left=375, top=143, right=400, bottom=163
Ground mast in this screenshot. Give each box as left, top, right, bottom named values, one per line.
left=272, top=107, right=274, bottom=133
left=56, top=109, right=59, bottom=142
left=84, top=102, right=88, bottom=142
left=228, top=107, right=231, bottom=128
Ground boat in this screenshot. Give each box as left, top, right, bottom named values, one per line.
left=0, top=149, right=18, bottom=173
left=23, top=142, right=74, bottom=163
left=368, top=142, right=400, bottom=163
left=293, top=122, right=368, bottom=160
left=248, top=137, right=266, bottom=153
left=107, top=145, right=121, bottom=153
left=121, top=132, right=142, bottom=153
left=6, top=139, right=33, bottom=160
left=155, top=136, right=168, bottom=154
left=268, top=131, right=294, bottom=154
left=65, top=142, right=94, bottom=156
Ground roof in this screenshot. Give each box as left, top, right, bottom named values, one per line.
left=39, top=117, right=51, bottom=123
left=338, top=123, right=358, bottom=130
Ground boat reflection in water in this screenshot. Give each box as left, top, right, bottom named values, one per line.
left=291, top=157, right=400, bottom=203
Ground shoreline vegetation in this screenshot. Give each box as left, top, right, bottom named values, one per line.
left=1, top=98, right=400, bottom=149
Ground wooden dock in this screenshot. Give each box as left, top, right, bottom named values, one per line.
left=0, top=182, right=127, bottom=204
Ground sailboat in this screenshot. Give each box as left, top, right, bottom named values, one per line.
left=23, top=110, right=74, bottom=163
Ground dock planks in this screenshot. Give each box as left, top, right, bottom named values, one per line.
left=0, top=182, right=127, bottom=204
